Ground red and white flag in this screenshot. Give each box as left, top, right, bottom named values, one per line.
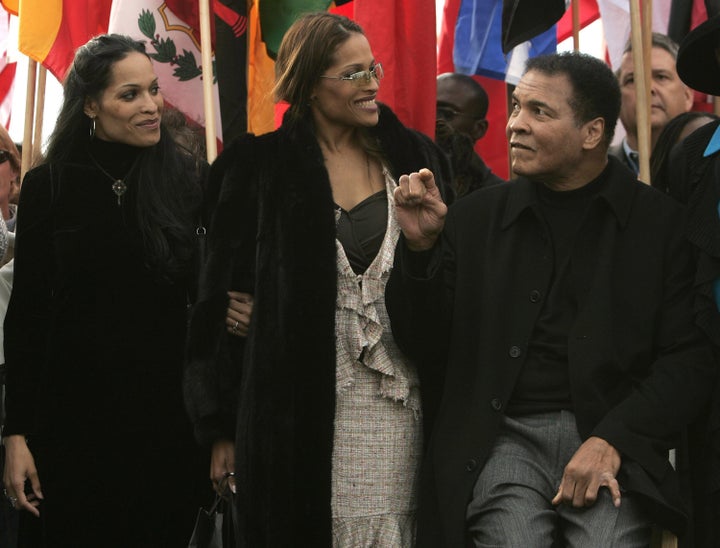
left=0, top=3, right=16, bottom=129
left=596, top=0, right=672, bottom=70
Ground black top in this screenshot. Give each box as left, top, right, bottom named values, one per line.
left=507, top=171, right=608, bottom=416
left=335, top=189, right=388, bottom=274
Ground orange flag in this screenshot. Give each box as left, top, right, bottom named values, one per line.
left=247, top=0, right=275, bottom=135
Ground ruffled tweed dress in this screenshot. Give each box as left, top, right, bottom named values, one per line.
left=331, top=170, right=423, bottom=547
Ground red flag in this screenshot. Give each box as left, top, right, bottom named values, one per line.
left=13, top=0, right=111, bottom=81
left=354, top=0, right=437, bottom=137
left=556, top=0, right=600, bottom=43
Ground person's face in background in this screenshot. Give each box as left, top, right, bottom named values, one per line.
left=0, top=134, right=20, bottom=216
left=436, top=78, right=488, bottom=142
left=9, top=147, right=20, bottom=205
left=0, top=149, right=17, bottom=218
left=83, top=51, right=163, bottom=148
left=310, top=32, right=381, bottom=132
left=618, top=46, right=693, bottom=139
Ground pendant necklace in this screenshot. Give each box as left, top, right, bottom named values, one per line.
left=88, top=154, right=128, bottom=206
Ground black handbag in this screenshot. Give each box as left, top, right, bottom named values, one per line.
left=188, top=493, right=233, bottom=548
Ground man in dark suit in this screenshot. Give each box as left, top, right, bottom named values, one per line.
left=609, top=33, right=693, bottom=175
left=387, top=52, right=715, bottom=547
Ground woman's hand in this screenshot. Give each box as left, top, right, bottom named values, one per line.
left=226, top=291, right=254, bottom=337
left=2, top=435, right=43, bottom=516
left=210, top=439, right=236, bottom=496
left=394, top=168, right=447, bottom=251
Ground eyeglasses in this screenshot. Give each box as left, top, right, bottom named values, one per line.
left=0, top=150, right=12, bottom=164
left=320, top=64, right=384, bottom=87
left=436, top=105, right=479, bottom=122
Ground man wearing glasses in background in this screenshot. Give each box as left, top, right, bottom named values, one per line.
left=435, top=73, right=504, bottom=198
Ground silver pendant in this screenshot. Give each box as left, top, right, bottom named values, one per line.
left=112, top=179, right=127, bottom=206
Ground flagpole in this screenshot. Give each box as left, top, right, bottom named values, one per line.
left=641, top=0, right=652, bottom=182
left=21, top=59, right=37, bottom=180
left=32, top=65, right=47, bottom=165
left=198, top=0, right=218, bottom=163
left=629, top=0, right=651, bottom=184
left=572, top=0, right=580, bottom=51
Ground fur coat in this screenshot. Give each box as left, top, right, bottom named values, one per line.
left=184, top=104, right=452, bottom=547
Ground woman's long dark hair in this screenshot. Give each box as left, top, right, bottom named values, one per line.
left=43, top=34, right=202, bottom=279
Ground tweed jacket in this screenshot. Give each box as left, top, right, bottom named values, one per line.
left=386, top=156, right=716, bottom=547
left=184, top=104, right=451, bottom=547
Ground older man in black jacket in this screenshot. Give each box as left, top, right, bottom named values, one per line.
left=387, top=52, right=716, bottom=547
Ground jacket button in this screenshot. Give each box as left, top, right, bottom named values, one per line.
left=465, top=459, right=478, bottom=472
left=490, top=398, right=502, bottom=411
left=509, top=345, right=522, bottom=358
left=529, top=289, right=541, bottom=303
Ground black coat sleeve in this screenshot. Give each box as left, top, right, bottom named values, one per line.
left=184, top=134, right=260, bottom=447
left=4, top=166, right=55, bottom=436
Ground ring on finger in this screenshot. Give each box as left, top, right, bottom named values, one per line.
left=231, top=320, right=240, bottom=332
left=3, top=490, right=18, bottom=507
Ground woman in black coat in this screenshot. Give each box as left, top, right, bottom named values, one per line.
left=1, top=34, right=209, bottom=547
left=184, top=12, right=452, bottom=547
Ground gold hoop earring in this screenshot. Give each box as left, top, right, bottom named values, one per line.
left=89, top=117, right=96, bottom=139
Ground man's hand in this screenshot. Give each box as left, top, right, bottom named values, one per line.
left=552, top=436, right=622, bottom=508
left=393, top=168, right=447, bottom=251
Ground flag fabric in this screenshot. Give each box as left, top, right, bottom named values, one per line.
left=246, top=0, right=276, bottom=135
left=669, top=0, right=719, bottom=43
left=556, top=0, right=600, bottom=43
left=108, top=0, right=223, bottom=143
left=502, top=0, right=566, bottom=53
left=0, top=3, right=15, bottom=129
left=454, top=0, right=557, bottom=84
left=668, top=0, right=719, bottom=113
left=354, top=0, right=437, bottom=137
left=596, top=0, right=672, bottom=70
left=10, top=0, right=111, bottom=82
left=260, top=0, right=333, bottom=59
left=214, top=0, right=248, bottom=144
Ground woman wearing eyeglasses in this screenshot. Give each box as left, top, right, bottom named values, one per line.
left=185, top=11, right=452, bottom=547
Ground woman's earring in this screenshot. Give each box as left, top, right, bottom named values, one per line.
left=89, top=117, right=96, bottom=139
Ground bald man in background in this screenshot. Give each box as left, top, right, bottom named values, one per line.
left=435, top=73, right=504, bottom=198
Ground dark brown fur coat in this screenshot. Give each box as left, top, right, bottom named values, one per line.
left=184, top=104, right=451, bottom=547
